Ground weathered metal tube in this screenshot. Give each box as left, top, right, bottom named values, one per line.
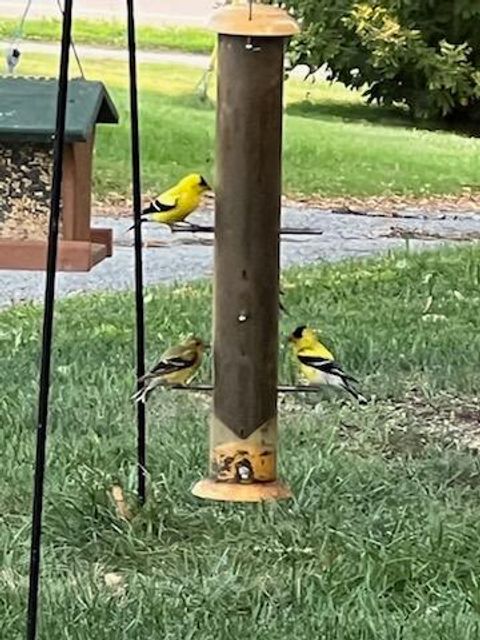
left=193, top=3, right=298, bottom=502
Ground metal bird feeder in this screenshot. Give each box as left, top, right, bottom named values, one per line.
left=192, top=2, right=299, bottom=502
left=25, top=3, right=300, bottom=634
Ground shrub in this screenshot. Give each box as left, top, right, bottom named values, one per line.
left=281, top=0, right=480, bottom=122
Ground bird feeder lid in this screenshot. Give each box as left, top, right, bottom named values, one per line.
left=208, top=3, right=299, bottom=37
left=0, top=77, right=119, bottom=144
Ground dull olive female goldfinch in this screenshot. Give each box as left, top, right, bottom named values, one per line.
left=130, top=173, right=210, bottom=230
left=288, top=325, right=367, bottom=404
left=132, top=336, right=206, bottom=403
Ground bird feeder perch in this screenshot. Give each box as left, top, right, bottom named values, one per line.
left=0, top=77, right=118, bottom=271
left=192, top=2, right=299, bottom=502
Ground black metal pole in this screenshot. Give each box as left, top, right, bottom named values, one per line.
left=126, top=0, right=147, bottom=504
left=26, top=1, right=73, bottom=638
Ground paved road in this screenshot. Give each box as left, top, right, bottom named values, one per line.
left=1, top=208, right=479, bottom=308
left=0, top=0, right=214, bottom=26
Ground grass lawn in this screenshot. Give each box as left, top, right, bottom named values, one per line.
left=0, top=17, right=214, bottom=55
left=1, top=245, right=480, bottom=637
left=14, top=54, right=480, bottom=201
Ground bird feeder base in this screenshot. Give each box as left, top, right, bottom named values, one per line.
left=0, top=228, right=112, bottom=271
left=192, top=479, right=292, bottom=503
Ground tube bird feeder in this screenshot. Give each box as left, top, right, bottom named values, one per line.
left=192, top=2, right=299, bottom=502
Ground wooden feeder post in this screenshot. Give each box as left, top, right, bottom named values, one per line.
left=192, top=3, right=299, bottom=502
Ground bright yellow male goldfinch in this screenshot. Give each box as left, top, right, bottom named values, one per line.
left=130, top=173, right=210, bottom=229
left=132, top=336, right=206, bottom=403
left=289, top=325, right=367, bottom=404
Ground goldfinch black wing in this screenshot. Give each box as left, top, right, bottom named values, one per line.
left=140, top=354, right=196, bottom=381
left=297, top=355, right=359, bottom=383
left=142, top=196, right=178, bottom=216
left=153, top=198, right=177, bottom=212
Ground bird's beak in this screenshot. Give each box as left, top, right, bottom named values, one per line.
left=287, top=334, right=295, bottom=343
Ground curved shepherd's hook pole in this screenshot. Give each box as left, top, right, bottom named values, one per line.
left=126, top=0, right=147, bottom=504
left=26, top=1, right=73, bottom=638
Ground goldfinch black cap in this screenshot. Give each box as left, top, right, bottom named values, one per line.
left=291, top=326, right=306, bottom=339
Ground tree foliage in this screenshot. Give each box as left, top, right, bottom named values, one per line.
left=281, top=0, right=480, bottom=121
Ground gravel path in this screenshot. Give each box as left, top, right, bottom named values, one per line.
left=1, top=207, right=479, bottom=308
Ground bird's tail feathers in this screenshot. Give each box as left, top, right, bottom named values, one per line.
left=342, top=372, right=360, bottom=384
left=131, top=375, right=167, bottom=402
left=131, top=385, right=149, bottom=403
left=331, top=365, right=359, bottom=385
left=137, top=371, right=156, bottom=385
left=343, top=379, right=368, bottom=405
left=127, top=216, right=150, bottom=232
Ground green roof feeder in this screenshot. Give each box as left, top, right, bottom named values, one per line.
left=0, top=77, right=119, bottom=271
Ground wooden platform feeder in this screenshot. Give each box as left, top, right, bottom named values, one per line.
left=0, top=77, right=119, bottom=271
left=192, top=3, right=299, bottom=503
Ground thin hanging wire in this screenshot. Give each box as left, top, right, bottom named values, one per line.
left=248, top=0, right=253, bottom=20
left=11, top=0, right=33, bottom=44
left=126, top=0, right=148, bottom=505
left=26, top=2, right=73, bottom=637
left=55, top=0, right=85, bottom=78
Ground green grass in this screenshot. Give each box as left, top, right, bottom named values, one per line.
left=0, top=17, right=214, bottom=54
left=11, top=54, right=480, bottom=200
left=1, top=245, right=480, bottom=637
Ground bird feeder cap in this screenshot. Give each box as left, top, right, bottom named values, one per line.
left=208, top=3, right=300, bottom=37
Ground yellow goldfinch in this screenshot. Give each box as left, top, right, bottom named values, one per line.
left=132, top=336, right=206, bottom=403
left=288, top=325, right=367, bottom=404
left=131, top=174, right=210, bottom=230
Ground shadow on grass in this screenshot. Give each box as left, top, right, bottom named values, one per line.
left=162, top=86, right=480, bottom=138
left=287, top=98, right=480, bottom=137
left=288, top=99, right=415, bottom=128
